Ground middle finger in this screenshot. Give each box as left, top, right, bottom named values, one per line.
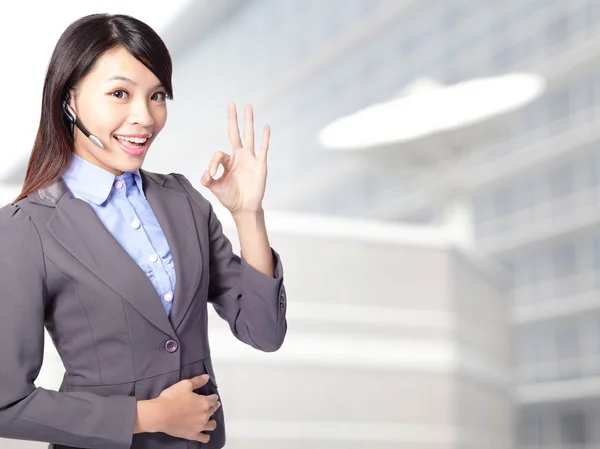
left=244, top=104, right=255, bottom=153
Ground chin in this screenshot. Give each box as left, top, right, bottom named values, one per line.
left=118, top=158, right=145, bottom=173
left=104, top=152, right=144, bottom=173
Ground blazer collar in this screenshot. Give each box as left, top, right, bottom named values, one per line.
left=29, top=169, right=164, bottom=207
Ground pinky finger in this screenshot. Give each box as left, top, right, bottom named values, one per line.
left=257, top=125, right=270, bottom=162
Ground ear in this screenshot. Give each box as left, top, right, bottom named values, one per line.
left=67, top=88, right=77, bottom=113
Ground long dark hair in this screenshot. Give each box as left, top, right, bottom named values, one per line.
left=14, top=13, right=173, bottom=203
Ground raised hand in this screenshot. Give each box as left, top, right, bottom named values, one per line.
left=200, top=103, right=270, bottom=214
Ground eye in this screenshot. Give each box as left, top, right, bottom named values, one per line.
left=152, top=91, right=167, bottom=102
left=111, top=89, right=129, bottom=99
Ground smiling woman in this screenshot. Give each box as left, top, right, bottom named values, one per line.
left=0, top=13, right=287, bottom=449
left=16, top=15, right=173, bottom=193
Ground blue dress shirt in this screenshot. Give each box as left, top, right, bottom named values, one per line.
left=62, top=154, right=177, bottom=316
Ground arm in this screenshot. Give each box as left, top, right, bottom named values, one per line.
left=174, top=174, right=287, bottom=352
left=0, top=205, right=137, bottom=449
left=232, top=209, right=274, bottom=278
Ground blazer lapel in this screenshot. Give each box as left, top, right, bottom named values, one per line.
left=45, top=186, right=174, bottom=337
left=139, top=170, right=203, bottom=332
left=34, top=171, right=203, bottom=337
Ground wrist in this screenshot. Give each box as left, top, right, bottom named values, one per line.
left=231, top=207, right=264, bottom=222
left=134, top=399, right=162, bottom=434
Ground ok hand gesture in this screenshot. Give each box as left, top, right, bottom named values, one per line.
left=200, top=103, right=270, bottom=214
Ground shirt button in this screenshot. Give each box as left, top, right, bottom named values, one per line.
left=114, top=180, right=124, bottom=189
left=165, top=339, right=179, bottom=353
left=131, top=219, right=141, bottom=229
left=148, top=254, right=159, bottom=263
left=163, top=292, right=173, bottom=302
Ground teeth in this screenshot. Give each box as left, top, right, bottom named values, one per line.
left=115, top=135, right=151, bottom=144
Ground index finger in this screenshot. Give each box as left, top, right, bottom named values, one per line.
left=188, top=374, right=210, bottom=389
left=228, top=102, right=243, bottom=149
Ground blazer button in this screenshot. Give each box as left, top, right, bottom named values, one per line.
left=165, top=339, right=179, bottom=353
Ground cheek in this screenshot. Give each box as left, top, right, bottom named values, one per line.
left=153, top=108, right=168, bottom=132
left=95, top=105, right=127, bottom=133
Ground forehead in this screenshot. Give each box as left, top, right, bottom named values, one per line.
left=83, top=46, right=161, bottom=87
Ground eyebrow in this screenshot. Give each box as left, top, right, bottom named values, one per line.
left=107, top=75, right=164, bottom=89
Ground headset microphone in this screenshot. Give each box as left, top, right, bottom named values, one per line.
left=62, top=95, right=104, bottom=149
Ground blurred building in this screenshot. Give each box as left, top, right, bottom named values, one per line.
left=212, top=215, right=512, bottom=449
left=437, top=2, right=600, bottom=449
left=149, top=1, right=600, bottom=448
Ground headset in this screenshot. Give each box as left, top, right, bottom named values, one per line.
left=62, top=93, right=104, bottom=149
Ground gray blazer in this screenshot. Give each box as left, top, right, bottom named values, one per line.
left=0, top=170, right=287, bottom=449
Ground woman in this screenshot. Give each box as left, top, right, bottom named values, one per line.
left=0, top=13, right=287, bottom=449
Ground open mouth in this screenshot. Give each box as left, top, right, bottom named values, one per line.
left=113, top=134, right=152, bottom=155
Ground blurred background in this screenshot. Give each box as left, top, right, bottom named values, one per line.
left=2, top=0, right=598, bottom=448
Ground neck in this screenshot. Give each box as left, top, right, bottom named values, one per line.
left=73, top=147, right=123, bottom=177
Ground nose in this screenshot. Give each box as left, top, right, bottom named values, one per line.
left=129, top=99, right=155, bottom=127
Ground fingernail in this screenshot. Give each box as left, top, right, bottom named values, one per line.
left=210, top=167, right=216, bottom=177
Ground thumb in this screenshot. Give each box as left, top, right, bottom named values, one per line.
left=187, top=374, right=210, bottom=390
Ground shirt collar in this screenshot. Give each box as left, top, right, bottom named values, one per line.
left=62, top=153, right=145, bottom=205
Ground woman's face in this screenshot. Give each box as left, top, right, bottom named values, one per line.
left=68, top=46, right=168, bottom=175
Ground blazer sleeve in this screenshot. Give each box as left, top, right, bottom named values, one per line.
left=0, top=204, right=137, bottom=449
left=172, top=173, right=288, bottom=352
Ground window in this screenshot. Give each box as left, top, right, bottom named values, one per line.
left=594, top=238, right=600, bottom=289
left=516, top=329, right=539, bottom=365
left=534, top=251, right=552, bottom=283
left=560, top=410, right=586, bottom=445
left=472, top=195, right=491, bottom=225
left=492, top=186, right=512, bottom=218
left=552, top=243, right=576, bottom=278
left=549, top=164, right=573, bottom=198
left=513, top=178, right=535, bottom=213
left=554, top=322, right=581, bottom=379
left=518, top=408, right=543, bottom=447
left=515, top=253, right=535, bottom=287
left=547, top=87, right=571, bottom=124
left=555, top=322, right=580, bottom=360
left=575, top=152, right=597, bottom=191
